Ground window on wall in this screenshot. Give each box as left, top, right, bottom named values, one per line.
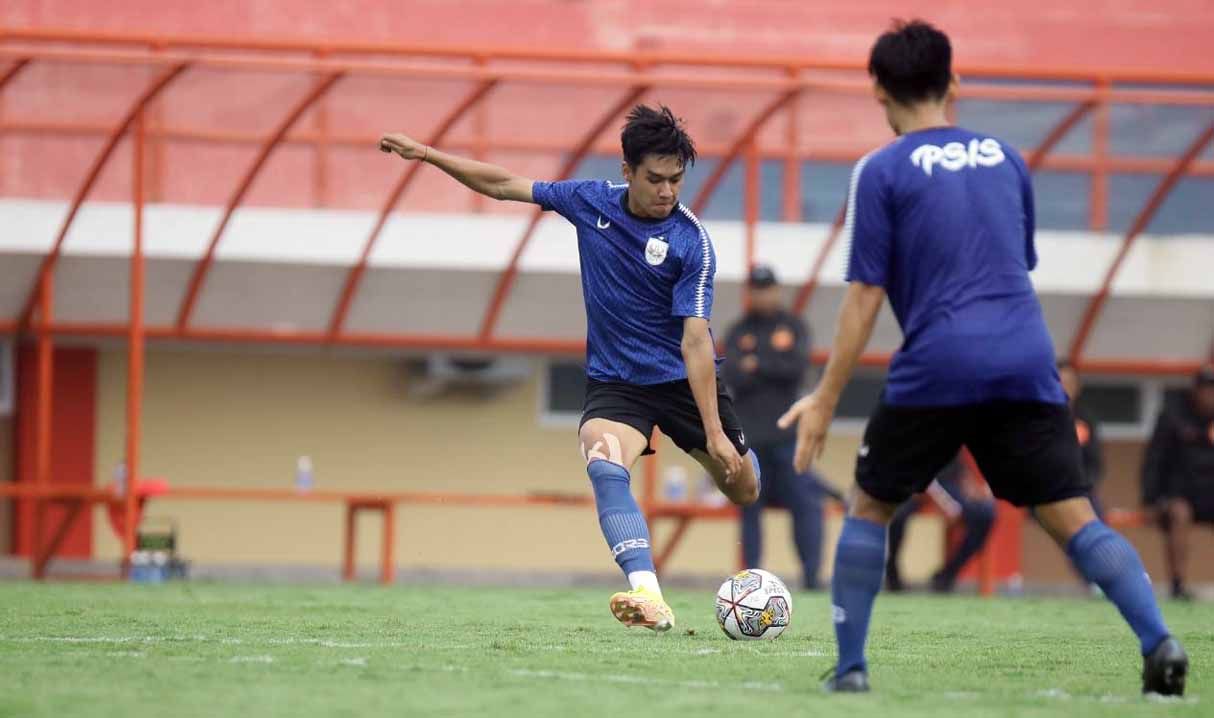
left=540, top=360, right=587, bottom=425
left=1075, top=382, right=1143, bottom=425
left=835, top=371, right=886, bottom=422
left=828, top=370, right=1177, bottom=439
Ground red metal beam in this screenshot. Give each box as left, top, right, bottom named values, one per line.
left=175, top=71, right=344, bottom=329
left=793, top=96, right=1102, bottom=315
left=1026, top=99, right=1098, bottom=171
left=16, top=62, right=190, bottom=330
left=2, top=318, right=1206, bottom=375
left=690, top=87, right=802, bottom=216
left=10, top=25, right=1214, bottom=85
left=477, top=83, right=651, bottom=340
left=31, top=275, right=53, bottom=580
left=1068, top=120, right=1214, bottom=362
left=124, top=111, right=147, bottom=574
left=13, top=118, right=1214, bottom=177
left=326, top=78, right=499, bottom=339
left=791, top=204, right=847, bottom=315
left=0, top=57, right=30, bottom=91
left=16, top=45, right=1209, bottom=112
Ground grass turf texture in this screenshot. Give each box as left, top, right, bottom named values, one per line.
left=0, top=583, right=1207, bottom=717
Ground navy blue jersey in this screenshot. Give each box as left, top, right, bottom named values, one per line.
left=533, top=180, right=717, bottom=385
left=844, top=126, right=1066, bottom=406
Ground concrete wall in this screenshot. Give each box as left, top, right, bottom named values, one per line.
left=84, top=345, right=1214, bottom=586
left=89, top=346, right=946, bottom=582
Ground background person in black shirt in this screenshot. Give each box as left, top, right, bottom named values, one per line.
left=1142, top=365, right=1214, bottom=600
left=723, top=265, right=831, bottom=589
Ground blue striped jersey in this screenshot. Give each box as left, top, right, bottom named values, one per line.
left=532, top=179, right=717, bottom=385
left=844, top=126, right=1066, bottom=406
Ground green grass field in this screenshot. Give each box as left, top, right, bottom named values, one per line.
left=0, top=582, right=1207, bottom=718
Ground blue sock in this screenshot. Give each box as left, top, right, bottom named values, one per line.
left=587, top=460, right=654, bottom=575
left=831, top=517, right=887, bottom=677
left=748, top=450, right=762, bottom=495
left=1066, top=520, right=1170, bottom=655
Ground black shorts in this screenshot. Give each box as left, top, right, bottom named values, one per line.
left=580, top=377, right=749, bottom=457
left=856, top=400, right=1091, bottom=508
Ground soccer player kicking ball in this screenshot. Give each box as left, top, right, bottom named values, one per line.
left=380, top=105, right=759, bottom=633
left=778, top=20, right=1188, bottom=695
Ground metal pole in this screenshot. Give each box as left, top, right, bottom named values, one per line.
left=744, top=139, right=760, bottom=310
left=124, top=113, right=147, bottom=575
left=32, top=273, right=54, bottom=579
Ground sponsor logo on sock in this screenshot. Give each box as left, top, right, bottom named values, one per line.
left=611, top=538, right=650, bottom=557
left=832, top=605, right=847, bottom=624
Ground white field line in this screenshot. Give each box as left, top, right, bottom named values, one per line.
left=7, top=644, right=1202, bottom=706
left=508, top=668, right=784, bottom=693
left=229, top=655, right=275, bottom=664
left=5, top=634, right=825, bottom=657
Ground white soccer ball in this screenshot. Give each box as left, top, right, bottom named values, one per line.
left=715, top=568, right=793, bottom=640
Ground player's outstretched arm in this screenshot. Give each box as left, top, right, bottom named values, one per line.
left=778, top=282, right=885, bottom=472
left=379, top=132, right=535, bottom=203
left=682, top=317, right=743, bottom=479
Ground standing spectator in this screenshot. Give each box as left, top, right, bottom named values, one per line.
left=1142, top=364, right=1214, bottom=600
left=723, top=265, right=827, bottom=589
left=1058, top=360, right=1105, bottom=516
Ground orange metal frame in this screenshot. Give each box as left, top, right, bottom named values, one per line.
left=3, top=28, right=1213, bottom=582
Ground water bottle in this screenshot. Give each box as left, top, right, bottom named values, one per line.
left=662, top=465, right=688, bottom=503
left=114, top=460, right=127, bottom=497
left=699, top=475, right=729, bottom=507
left=129, top=550, right=150, bottom=582
left=295, top=455, right=314, bottom=493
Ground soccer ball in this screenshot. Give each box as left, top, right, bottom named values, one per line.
left=715, top=568, right=792, bottom=640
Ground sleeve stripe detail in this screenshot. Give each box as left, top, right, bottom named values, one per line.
left=841, top=150, right=878, bottom=277
left=677, top=204, right=712, bottom=318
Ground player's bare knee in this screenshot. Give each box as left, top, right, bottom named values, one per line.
left=734, top=474, right=760, bottom=506
left=579, top=429, right=626, bottom=467
left=725, top=480, right=759, bottom=507
left=1167, top=498, right=1193, bottom=524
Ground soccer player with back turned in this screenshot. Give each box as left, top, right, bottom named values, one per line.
left=380, top=106, right=759, bottom=633
left=779, top=20, right=1188, bottom=695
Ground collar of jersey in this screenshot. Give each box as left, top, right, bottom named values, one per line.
left=619, top=191, right=678, bottom=227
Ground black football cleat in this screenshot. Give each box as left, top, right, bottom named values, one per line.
left=1142, top=636, right=1188, bottom=696
left=822, top=668, right=871, bottom=693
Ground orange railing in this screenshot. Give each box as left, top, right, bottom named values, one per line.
left=3, top=28, right=1214, bottom=580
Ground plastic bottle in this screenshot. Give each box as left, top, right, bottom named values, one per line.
left=114, top=459, right=127, bottom=497
left=295, top=455, right=314, bottom=493
left=662, top=465, right=688, bottom=503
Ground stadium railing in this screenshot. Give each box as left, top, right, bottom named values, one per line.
left=0, top=27, right=1208, bottom=583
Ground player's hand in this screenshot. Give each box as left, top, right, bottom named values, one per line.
left=378, top=132, right=429, bottom=161
left=707, top=430, right=744, bottom=482
left=777, top=392, right=836, bottom=473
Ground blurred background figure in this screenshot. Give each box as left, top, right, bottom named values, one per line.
left=722, top=265, right=829, bottom=589
left=885, top=454, right=996, bottom=593
left=1057, top=359, right=1106, bottom=594
left=1058, top=360, right=1105, bottom=516
left=1142, top=365, right=1214, bottom=600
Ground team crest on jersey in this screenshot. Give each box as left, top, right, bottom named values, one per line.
left=645, top=236, right=668, bottom=266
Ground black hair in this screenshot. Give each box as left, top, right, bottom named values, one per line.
left=621, top=104, right=697, bottom=169
left=868, top=19, right=953, bottom=105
